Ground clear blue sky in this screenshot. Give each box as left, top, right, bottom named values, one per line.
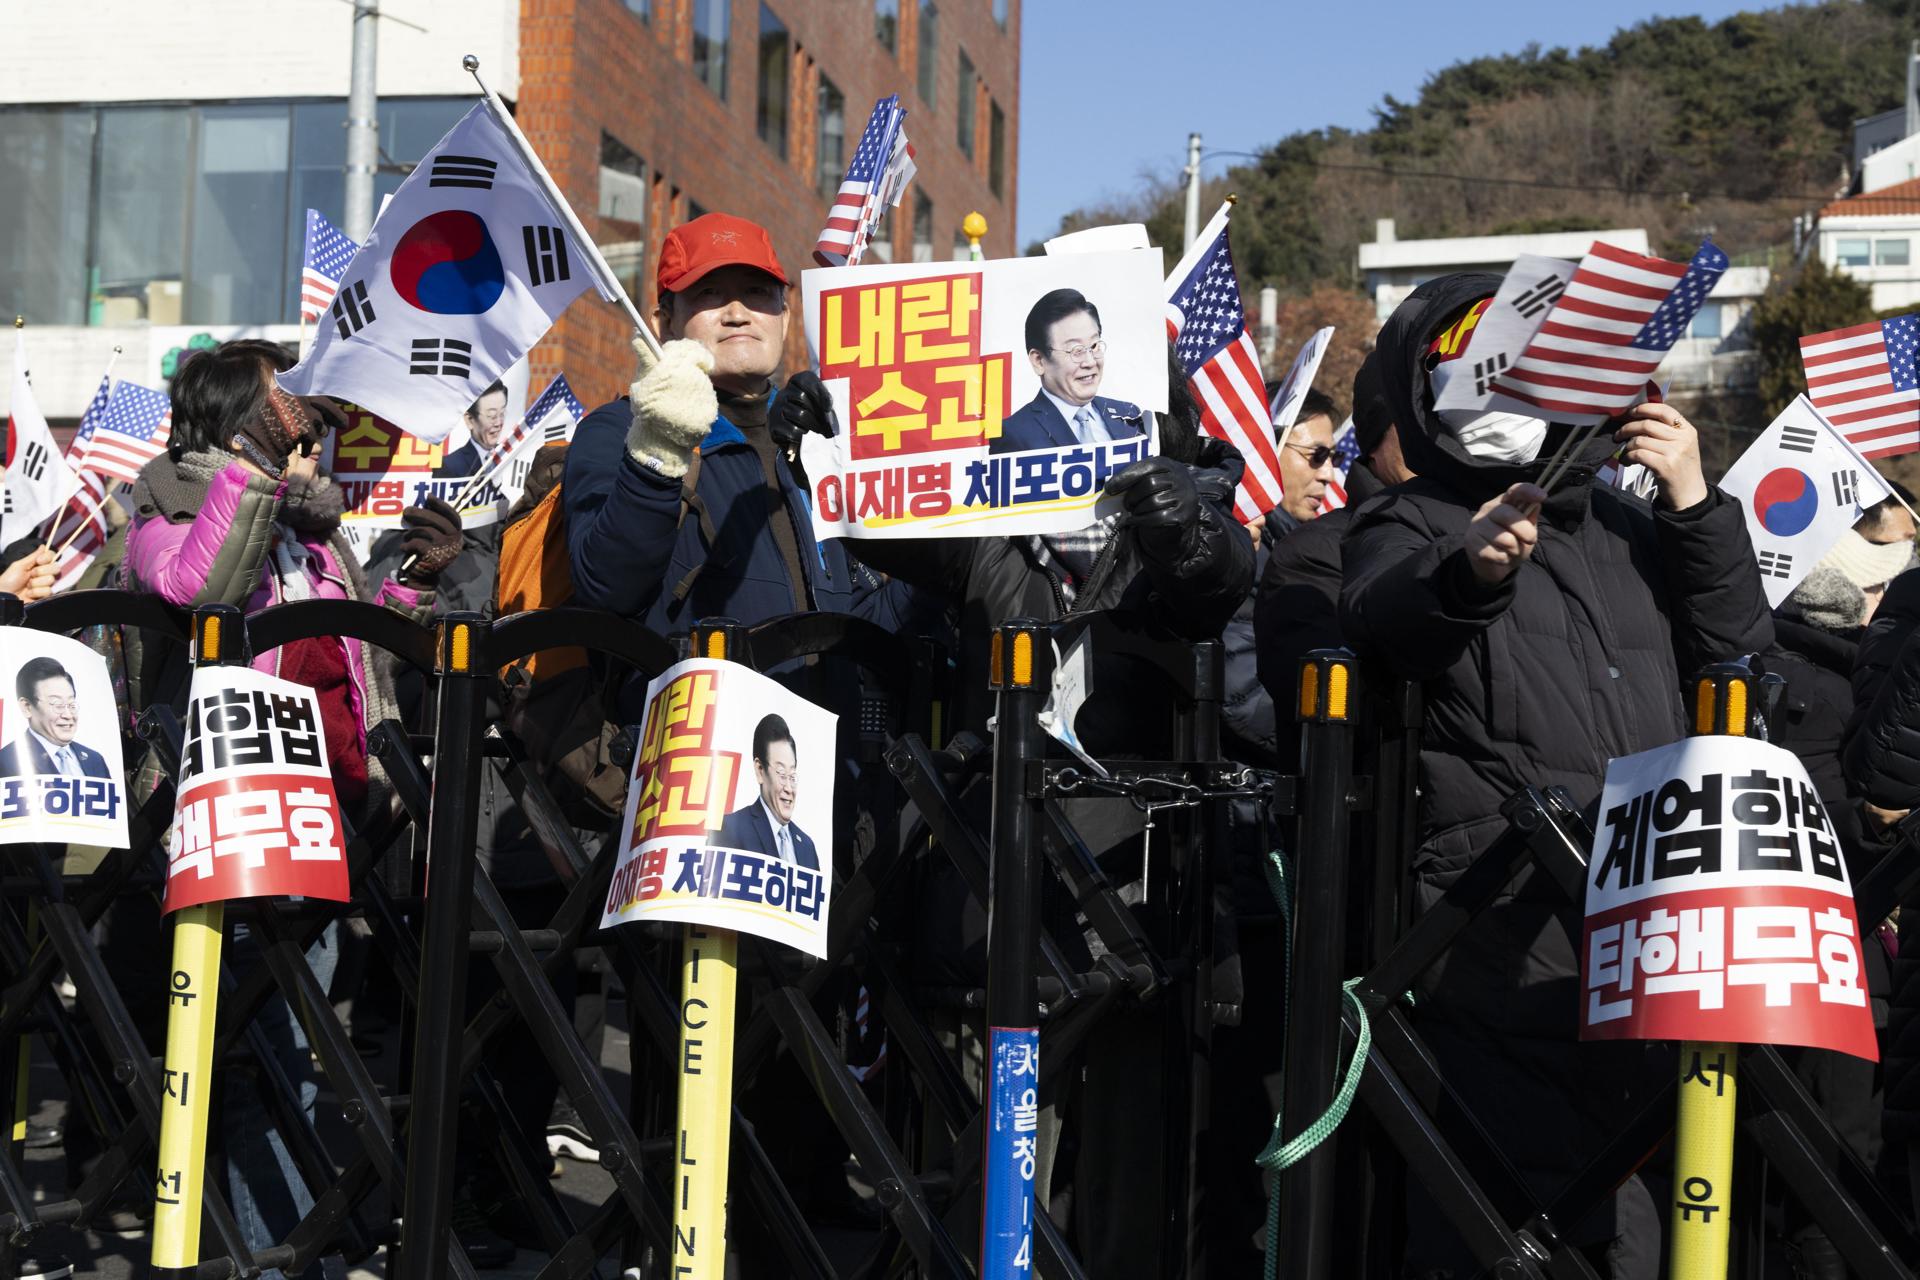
left=1016, top=0, right=1764, bottom=245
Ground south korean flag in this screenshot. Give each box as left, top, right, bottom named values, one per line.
left=277, top=100, right=610, bottom=443
left=1719, top=395, right=1893, bottom=608
left=2, top=332, right=77, bottom=549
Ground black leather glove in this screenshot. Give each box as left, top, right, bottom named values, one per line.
left=1104, top=457, right=1200, bottom=566
left=772, top=370, right=838, bottom=455
left=396, top=497, right=463, bottom=587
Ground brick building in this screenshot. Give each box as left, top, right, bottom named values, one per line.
left=0, top=0, right=1020, bottom=419
left=523, top=0, right=1021, bottom=407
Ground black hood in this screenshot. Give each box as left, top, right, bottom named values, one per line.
left=1377, top=271, right=1620, bottom=504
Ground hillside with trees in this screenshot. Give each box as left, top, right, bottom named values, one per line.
left=1045, top=0, right=1920, bottom=456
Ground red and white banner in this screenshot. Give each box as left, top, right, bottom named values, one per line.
left=163, top=666, right=349, bottom=913
left=1580, top=735, right=1876, bottom=1060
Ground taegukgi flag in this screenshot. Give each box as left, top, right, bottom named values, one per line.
left=1718, top=394, right=1892, bottom=609
left=3, top=331, right=77, bottom=549
left=277, top=99, right=611, bottom=442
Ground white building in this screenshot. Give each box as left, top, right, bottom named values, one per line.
left=0, top=0, right=519, bottom=417
left=1814, top=179, right=1920, bottom=312
left=1355, top=219, right=1767, bottom=394
left=1357, top=219, right=1651, bottom=321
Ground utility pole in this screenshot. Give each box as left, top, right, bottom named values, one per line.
left=344, top=0, right=380, bottom=243
left=1183, top=132, right=1203, bottom=251
left=1907, top=40, right=1919, bottom=140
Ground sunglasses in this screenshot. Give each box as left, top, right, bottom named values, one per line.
left=1283, top=443, right=1336, bottom=468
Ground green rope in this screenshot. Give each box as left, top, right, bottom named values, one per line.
left=1256, top=849, right=1374, bottom=1280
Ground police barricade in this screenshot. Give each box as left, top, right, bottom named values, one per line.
left=1273, top=654, right=1920, bottom=1280
left=0, top=590, right=435, bottom=1277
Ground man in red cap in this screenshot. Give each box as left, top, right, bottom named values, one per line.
left=562, top=212, right=912, bottom=637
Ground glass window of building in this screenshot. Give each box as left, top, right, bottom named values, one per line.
left=757, top=5, right=789, bottom=158
left=623, top=0, right=651, bottom=18
left=599, top=132, right=647, bottom=224
left=693, top=0, right=731, bottom=101
left=868, top=209, right=894, bottom=263
left=993, top=0, right=1007, bottom=28
left=913, top=189, right=934, bottom=262
left=917, top=2, right=938, bottom=108
left=952, top=230, right=971, bottom=261
left=956, top=50, right=976, bottom=157
left=817, top=76, right=847, bottom=197
left=189, top=105, right=292, bottom=325
left=95, top=109, right=191, bottom=325
left=1688, top=302, right=1722, bottom=340
left=1878, top=238, right=1911, bottom=267
left=875, top=0, right=898, bottom=52
left=1836, top=238, right=1872, bottom=268
left=989, top=99, right=1006, bottom=199
left=0, top=110, right=94, bottom=326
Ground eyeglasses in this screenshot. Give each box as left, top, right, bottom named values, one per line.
left=767, top=764, right=797, bottom=784
left=1283, top=443, right=1336, bottom=469
left=31, top=697, right=76, bottom=714
left=1049, top=339, right=1107, bottom=365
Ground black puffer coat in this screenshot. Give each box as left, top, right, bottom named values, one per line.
left=1842, top=567, right=1920, bottom=1149
left=1337, top=275, right=1773, bottom=1258
left=849, top=437, right=1254, bottom=748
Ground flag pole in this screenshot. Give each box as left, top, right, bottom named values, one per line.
left=38, top=345, right=124, bottom=543
left=462, top=55, right=664, bottom=361
left=51, top=485, right=112, bottom=559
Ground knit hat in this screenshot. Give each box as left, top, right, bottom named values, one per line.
left=1787, top=566, right=1865, bottom=634
left=1820, top=528, right=1914, bottom=592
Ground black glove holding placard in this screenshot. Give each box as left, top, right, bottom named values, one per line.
left=772, top=369, right=839, bottom=455
left=1104, top=457, right=1201, bottom=566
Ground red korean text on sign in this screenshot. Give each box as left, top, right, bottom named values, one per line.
left=163, top=773, right=348, bottom=912
left=627, top=669, right=743, bottom=845
left=817, top=274, right=1010, bottom=460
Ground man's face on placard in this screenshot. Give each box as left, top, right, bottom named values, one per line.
left=1029, top=310, right=1106, bottom=407
left=756, top=736, right=798, bottom=826
left=24, top=675, right=78, bottom=747
left=467, top=390, right=508, bottom=448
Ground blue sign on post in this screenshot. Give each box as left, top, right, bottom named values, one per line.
left=982, top=1025, right=1040, bottom=1274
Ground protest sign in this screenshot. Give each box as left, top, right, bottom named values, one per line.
left=798, top=249, right=1168, bottom=540
left=602, top=659, right=837, bottom=957
left=0, top=632, right=127, bottom=849
left=1581, top=735, right=1876, bottom=1060
left=163, top=666, right=350, bottom=913
left=1268, top=327, right=1335, bottom=433
left=324, top=402, right=501, bottom=558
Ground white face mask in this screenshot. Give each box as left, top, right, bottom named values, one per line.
left=1438, top=407, right=1549, bottom=464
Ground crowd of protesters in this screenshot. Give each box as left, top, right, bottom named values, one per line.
left=7, top=210, right=1920, bottom=1280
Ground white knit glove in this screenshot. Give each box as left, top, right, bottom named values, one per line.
left=626, top=335, right=717, bottom=479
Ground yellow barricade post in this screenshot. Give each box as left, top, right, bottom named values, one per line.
left=151, top=606, right=236, bottom=1278
left=1668, top=667, right=1750, bottom=1278
left=672, top=619, right=745, bottom=1279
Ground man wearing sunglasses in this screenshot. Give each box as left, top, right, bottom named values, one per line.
left=1273, top=391, right=1340, bottom=523
left=991, top=287, right=1148, bottom=454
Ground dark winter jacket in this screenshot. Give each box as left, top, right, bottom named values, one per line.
left=1339, top=273, right=1775, bottom=1040
left=1764, top=611, right=1871, bottom=873
left=1248, top=464, right=1384, bottom=752
left=847, top=437, right=1254, bottom=748
left=563, top=394, right=913, bottom=638
left=1842, top=567, right=1920, bottom=1143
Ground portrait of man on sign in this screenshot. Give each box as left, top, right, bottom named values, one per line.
left=0, top=656, right=112, bottom=779
left=716, top=713, right=819, bottom=869
left=991, top=287, right=1148, bottom=454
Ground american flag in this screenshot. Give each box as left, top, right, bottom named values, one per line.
left=1489, top=239, right=1728, bottom=424
left=1165, top=206, right=1285, bottom=522
left=1319, top=419, right=1359, bottom=513
left=46, top=484, right=112, bottom=593
left=813, top=96, right=916, bottom=268
left=80, top=381, right=172, bottom=485
left=1799, top=314, right=1920, bottom=459
left=63, top=371, right=114, bottom=472
left=479, top=373, right=584, bottom=472
left=301, top=209, right=360, bottom=324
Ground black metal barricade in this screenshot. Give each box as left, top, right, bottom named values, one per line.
left=1273, top=653, right=1920, bottom=1280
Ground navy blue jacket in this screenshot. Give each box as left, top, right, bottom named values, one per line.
left=990, top=391, right=1146, bottom=454
left=716, top=801, right=819, bottom=870
left=0, top=734, right=112, bottom=778
left=563, top=395, right=912, bottom=637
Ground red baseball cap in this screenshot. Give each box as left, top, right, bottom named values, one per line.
left=656, top=213, right=791, bottom=294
